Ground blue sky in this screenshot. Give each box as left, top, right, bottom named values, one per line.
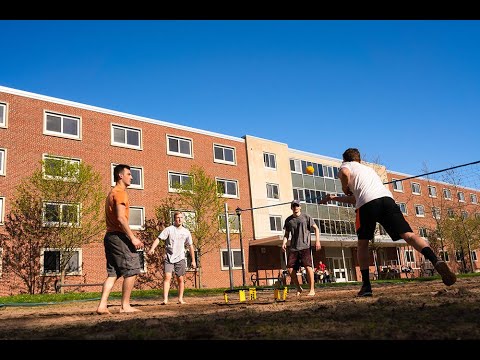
left=1, top=20, right=479, bottom=176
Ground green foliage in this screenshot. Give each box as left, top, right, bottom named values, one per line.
left=0, top=158, right=105, bottom=294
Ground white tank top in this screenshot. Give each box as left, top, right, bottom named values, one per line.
left=340, top=161, right=393, bottom=209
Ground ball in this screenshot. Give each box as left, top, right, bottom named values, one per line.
left=306, top=165, right=314, bottom=175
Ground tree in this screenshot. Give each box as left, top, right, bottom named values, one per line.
left=0, top=158, right=105, bottom=294
left=143, top=165, right=227, bottom=289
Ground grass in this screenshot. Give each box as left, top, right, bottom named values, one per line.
left=1, top=272, right=478, bottom=306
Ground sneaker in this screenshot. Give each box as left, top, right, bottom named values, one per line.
left=357, top=285, right=372, bottom=297
left=434, top=261, right=457, bottom=286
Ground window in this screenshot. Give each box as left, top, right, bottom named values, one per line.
left=290, top=159, right=302, bottom=173
left=219, top=214, right=240, bottom=233
left=411, top=183, right=421, bottom=195
left=443, top=188, right=452, bottom=200
left=428, top=185, right=437, bottom=198
left=392, top=179, right=403, bottom=192
left=414, top=205, right=425, bottom=217
left=0, top=102, right=6, bottom=127
left=293, top=188, right=305, bottom=202
left=43, top=202, right=80, bottom=227
left=43, top=154, right=80, bottom=181
left=112, top=164, right=143, bottom=189
left=216, top=178, right=238, bottom=198
left=461, top=211, right=468, bottom=220
left=447, top=208, right=455, bottom=218
left=0, top=148, right=5, bottom=176
left=471, top=251, right=478, bottom=262
left=439, top=250, right=449, bottom=262
left=137, top=250, right=147, bottom=273
left=432, top=207, right=441, bottom=220
left=167, top=135, right=192, bottom=158
left=221, top=249, right=243, bottom=270
left=129, top=206, right=145, bottom=230
left=322, top=165, right=334, bottom=178
left=470, top=194, right=478, bottom=204
left=44, top=111, right=80, bottom=139
left=213, top=144, right=236, bottom=165
left=419, top=227, right=428, bottom=237
left=269, top=215, right=282, bottom=232
left=263, top=152, right=277, bottom=169
left=111, top=124, right=141, bottom=150
left=169, top=172, right=192, bottom=192
left=397, top=202, right=407, bottom=215
left=457, top=191, right=465, bottom=202
left=41, top=248, right=82, bottom=275
left=170, top=210, right=196, bottom=230
left=455, top=250, right=463, bottom=262
left=266, top=183, right=279, bottom=199
left=405, top=249, right=415, bottom=263
left=0, top=197, right=4, bottom=224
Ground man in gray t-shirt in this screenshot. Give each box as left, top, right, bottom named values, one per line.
left=282, top=200, right=321, bottom=296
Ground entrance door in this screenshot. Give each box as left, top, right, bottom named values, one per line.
left=332, top=257, right=347, bottom=282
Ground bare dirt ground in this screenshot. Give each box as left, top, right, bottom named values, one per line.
left=1, top=276, right=479, bottom=341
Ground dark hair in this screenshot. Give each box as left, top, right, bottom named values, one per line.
left=342, top=148, right=361, bottom=162
left=113, top=164, right=130, bottom=182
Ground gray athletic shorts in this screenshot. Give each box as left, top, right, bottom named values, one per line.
left=104, top=232, right=141, bottom=278
left=164, top=258, right=187, bottom=277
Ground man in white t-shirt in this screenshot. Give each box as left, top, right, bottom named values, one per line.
left=148, top=211, right=196, bottom=304
left=319, top=148, right=456, bottom=297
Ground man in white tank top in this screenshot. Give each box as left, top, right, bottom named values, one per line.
left=319, top=148, right=456, bottom=297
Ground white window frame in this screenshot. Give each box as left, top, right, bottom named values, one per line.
left=397, top=202, right=407, bottom=215
left=40, top=247, right=82, bottom=276
left=0, top=102, right=7, bottom=128
left=392, top=179, right=403, bottom=192
left=43, top=154, right=81, bottom=181
left=219, top=214, right=240, bottom=233
left=439, top=250, right=449, bottom=262
left=0, top=197, right=4, bottom=225
left=447, top=208, right=455, bottom=218
left=266, top=183, right=280, bottom=200
left=293, top=188, right=306, bottom=203
left=455, top=250, right=463, bottom=262
left=461, top=211, right=468, bottom=220
left=428, top=185, right=437, bottom=198
left=457, top=191, right=465, bottom=202
left=137, top=250, right=147, bottom=273
left=111, top=163, right=144, bottom=189
left=269, top=215, right=283, bottom=232
left=220, top=248, right=243, bottom=270
left=290, top=159, right=302, bottom=173
left=263, top=152, right=277, bottom=170
left=419, top=227, right=428, bottom=237
left=42, top=201, right=80, bottom=227
left=111, top=124, right=142, bottom=150
left=443, top=188, right=452, bottom=200
left=470, top=193, right=478, bottom=204
left=216, top=178, right=239, bottom=198
left=322, top=165, right=334, bottom=179
left=129, top=206, right=145, bottom=230
left=166, top=135, right=193, bottom=158
left=414, top=204, right=425, bottom=217
left=168, top=171, right=193, bottom=192
left=213, top=144, right=236, bottom=165
left=471, top=251, right=478, bottom=262
left=432, top=207, right=441, bottom=220
left=0, top=148, right=5, bottom=176
left=404, top=249, right=415, bottom=264
left=411, top=182, right=421, bottom=195
left=43, top=111, right=81, bottom=140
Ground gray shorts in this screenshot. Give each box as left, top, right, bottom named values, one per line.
left=104, top=232, right=141, bottom=278
left=164, top=258, right=187, bottom=277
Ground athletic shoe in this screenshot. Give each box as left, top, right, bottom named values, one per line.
left=434, top=260, right=457, bottom=286
left=357, top=285, right=372, bottom=297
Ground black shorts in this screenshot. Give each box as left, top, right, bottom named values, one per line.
left=287, top=248, right=312, bottom=271
left=104, top=232, right=142, bottom=278
left=356, top=197, right=412, bottom=241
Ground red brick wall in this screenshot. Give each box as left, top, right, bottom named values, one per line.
left=0, top=90, right=254, bottom=296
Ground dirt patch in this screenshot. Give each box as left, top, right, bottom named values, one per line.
left=1, top=276, right=480, bottom=340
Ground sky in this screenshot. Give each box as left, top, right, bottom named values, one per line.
left=1, top=20, right=479, bottom=176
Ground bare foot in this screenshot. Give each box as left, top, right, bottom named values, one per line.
left=119, top=307, right=141, bottom=313
left=96, top=308, right=111, bottom=315
left=177, top=300, right=186, bottom=304
left=160, top=301, right=168, bottom=305
left=296, top=287, right=304, bottom=297
left=306, top=292, right=315, bottom=296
